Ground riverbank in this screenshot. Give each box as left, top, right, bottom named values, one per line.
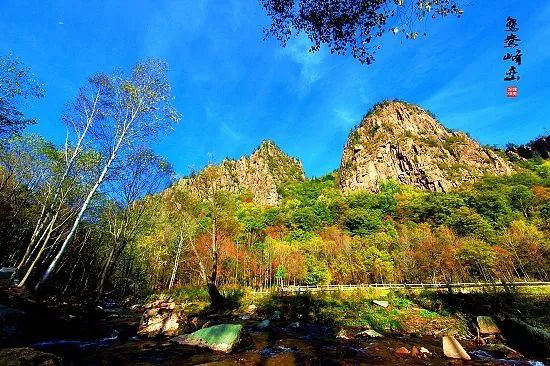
left=0, top=286, right=548, bottom=365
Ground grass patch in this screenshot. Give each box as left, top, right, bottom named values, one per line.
left=252, top=289, right=456, bottom=332
left=419, top=309, right=439, bottom=318
left=409, top=286, right=550, bottom=331
left=145, top=285, right=255, bottom=309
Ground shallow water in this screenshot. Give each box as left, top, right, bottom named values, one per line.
left=6, top=302, right=549, bottom=365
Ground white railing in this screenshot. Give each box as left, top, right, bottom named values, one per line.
left=253, top=281, right=550, bottom=294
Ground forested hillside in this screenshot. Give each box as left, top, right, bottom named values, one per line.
left=124, top=160, right=550, bottom=294
left=0, top=56, right=549, bottom=305
left=2, top=123, right=550, bottom=301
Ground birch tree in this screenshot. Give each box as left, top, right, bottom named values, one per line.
left=14, top=76, right=107, bottom=286
left=163, top=190, right=203, bottom=290
left=36, top=59, right=179, bottom=289
left=95, top=148, right=173, bottom=301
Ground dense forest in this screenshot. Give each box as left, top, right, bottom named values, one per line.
left=1, top=55, right=549, bottom=306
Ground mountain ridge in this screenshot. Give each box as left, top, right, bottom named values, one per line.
left=172, top=100, right=522, bottom=203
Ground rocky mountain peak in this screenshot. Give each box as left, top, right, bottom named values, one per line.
left=177, top=141, right=305, bottom=205
left=339, top=100, right=513, bottom=192
left=257, top=139, right=277, bottom=151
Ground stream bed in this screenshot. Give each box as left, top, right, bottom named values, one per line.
left=2, top=301, right=548, bottom=365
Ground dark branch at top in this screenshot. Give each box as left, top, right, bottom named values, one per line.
left=261, top=0, right=464, bottom=64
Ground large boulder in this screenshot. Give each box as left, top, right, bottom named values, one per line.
left=172, top=324, right=243, bottom=353
left=0, top=347, right=61, bottom=366
left=477, top=316, right=501, bottom=335
left=137, top=300, right=181, bottom=338
left=482, top=343, right=522, bottom=359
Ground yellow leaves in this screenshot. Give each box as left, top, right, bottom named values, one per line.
left=120, top=82, right=139, bottom=104
left=508, top=220, right=544, bottom=246
left=283, top=198, right=302, bottom=209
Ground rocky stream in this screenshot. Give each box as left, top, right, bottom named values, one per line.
left=0, top=295, right=548, bottom=366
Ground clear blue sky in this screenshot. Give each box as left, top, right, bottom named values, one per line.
left=1, top=1, right=549, bottom=178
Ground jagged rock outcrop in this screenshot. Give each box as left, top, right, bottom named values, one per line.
left=177, top=140, right=305, bottom=205
left=339, top=101, right=513, bottom=193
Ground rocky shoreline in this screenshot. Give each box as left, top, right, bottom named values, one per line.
left=0, top=293, right=548, bottom=365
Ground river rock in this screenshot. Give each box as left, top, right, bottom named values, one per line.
left=246, top=304, right=257, bottom=314
left=129, top=304, right=143, bottom=312
left=477, top=316, right=501, bottom=334
left=0, top=267, right=15, bottom=282
left=394, top=346, right=410, bottom=356
left=0, top=347, right=62, bottom=366
left=256, top=319, right=270, bottom=330
left=172, top=324, right=243, bottom=353
left=356, top=329, right=383, bottom=338
left=289, top=322, right=300, bottom=328
left=442, top=335, right=471, bottom=360
left=336, top=329, right=350, bottom=339
left=270, top=310, right=281, bottom=320
left=138, top=301, right=181, bottom=338
left=373, top=300, right=389, bottom=308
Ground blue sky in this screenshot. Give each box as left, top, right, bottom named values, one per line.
left=1, top=1, right=549, bottom=178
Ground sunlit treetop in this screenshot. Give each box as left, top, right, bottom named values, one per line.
left=261, top=0, right=464, bottom=64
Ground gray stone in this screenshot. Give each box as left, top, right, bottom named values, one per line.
left=138, top=304, right=181, bottom=338
left=339, top=101, right=512, bottom=194
left=482, top=343, right=521, bottom=358
left=336, top=329, right=350, bottom=339
left=372, top=300, right=389, bottom=308
left=0, top=267, right=15, bottom=280
left=179, top=141, right=305, bottom=206
left=419, top=347, right=431, bottom=355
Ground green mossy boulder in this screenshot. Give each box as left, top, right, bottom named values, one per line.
left=172, top=324, right=243, bottom=353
